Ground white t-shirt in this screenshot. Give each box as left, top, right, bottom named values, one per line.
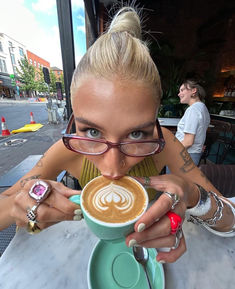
left=175, top=102, right=210, bottom=153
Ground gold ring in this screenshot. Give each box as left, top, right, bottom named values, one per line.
left=143, top=176, right=151, bottom=187
left=27, top=221, right=41, bottom=235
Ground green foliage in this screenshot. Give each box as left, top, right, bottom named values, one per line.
left=49, top=71, right=57, bottom=93
left=16, top=56, right=37, bottom=96
left=36, top=69, right=48, bottom=93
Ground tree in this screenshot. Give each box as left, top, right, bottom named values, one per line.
left=49, top=71, right=57, bottom=94
left=16, top=56, right=37, bottom=97
left=36, top=69, right=48, bottom=94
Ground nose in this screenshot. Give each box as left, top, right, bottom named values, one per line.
left=100, top=148, right=126, bottom=179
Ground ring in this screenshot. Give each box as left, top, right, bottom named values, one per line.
left=172, top=228, right=183, bottom=250
left=26, top=204, right=40, bottom=222
left=26, top=221, right=41, bottom=235
left=164, top=192, right=180, bottom=209
left=28, top=180, right=51, bottom=203
left=166, top=211, right=182, bottom=234
left=143, top=176, right=151, bottom=187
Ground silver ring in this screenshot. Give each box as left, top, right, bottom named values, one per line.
left=26, top=204, right=40, bottom=223
left=143, top=176, right=151, bottom=187
left=164, top=192, right=180, bottom=209
left=28, top=180, right=51, bottom=203
left=172, top=228, right=183, bottom=250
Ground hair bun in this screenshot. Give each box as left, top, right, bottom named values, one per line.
left=108, top=7, right=141, bottom=39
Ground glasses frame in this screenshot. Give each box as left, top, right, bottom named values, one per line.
left=62, top=114, right=165, bottom=157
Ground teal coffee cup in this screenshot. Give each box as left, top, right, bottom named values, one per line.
left=70, top=176, right=149, bottom=242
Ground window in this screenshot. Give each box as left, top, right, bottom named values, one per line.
left=0, top=58, right=7, bottom=73
left=19, top=47, right=24, bottom=57
left=0, top=41, right=3, bottom=52
left=38, top=63, right=40, bottom=68
left=34, top=60, right=36, bottom=66
left=29, top=58, right=32, bottom=64
left=10, top=53, right=16, bottom=65
left=13, top=66, right=18, bottom=75
left=8, top=41, right=12, bottom=47
left=58, top=71, right=61, bottom=75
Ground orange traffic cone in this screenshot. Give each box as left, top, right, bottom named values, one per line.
left=1, top=116, right=11, bottom=136
left=30, top=112, right=36, bottom=124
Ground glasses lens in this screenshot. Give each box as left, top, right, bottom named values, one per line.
left=121, top=142, right=159, bottom=156
left=69, top=139, right=107, bottom=154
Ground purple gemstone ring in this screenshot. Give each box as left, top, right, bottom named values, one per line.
left=28, top=180, right=51, bottom=203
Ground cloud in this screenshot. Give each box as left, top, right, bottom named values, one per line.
left=32, top=0, right=56, bottom=14
left=72, top=0, right=84, bottom=9
left=0, top=0, right=62, bottom=68
left=77, top=15, right=85, bottom=33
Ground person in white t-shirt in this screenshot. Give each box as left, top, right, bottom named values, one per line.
left=175, top=79, right=210, bottom=166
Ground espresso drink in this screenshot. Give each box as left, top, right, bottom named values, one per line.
left=82, top=176, right=147, bottom=223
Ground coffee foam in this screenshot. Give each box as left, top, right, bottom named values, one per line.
left=82, top=176, right=147, bottom=223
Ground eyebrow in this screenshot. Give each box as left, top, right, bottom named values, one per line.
left=75, top=117, right=155, bottom=131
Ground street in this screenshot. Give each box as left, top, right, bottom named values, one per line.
left=0, top=102, right=66, bottom=177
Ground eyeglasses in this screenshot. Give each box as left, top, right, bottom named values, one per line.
left=62, top=114, right=165, bottom=157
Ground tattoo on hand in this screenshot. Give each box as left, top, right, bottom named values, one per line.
left=20, top=175, right=41, bottom=188
left=179, top=148, right=195, bottom=173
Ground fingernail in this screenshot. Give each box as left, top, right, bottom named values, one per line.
left=158, top=260, right=166, bottom=264
left=137, top=223, right=145, bottom=232
left=69, top=195, right=80, bottom=205
left=128, top=239, right=138, bottom=247
left=74, top=209, right=82, bottom=215
left=73, top=215, right=82, bottom=221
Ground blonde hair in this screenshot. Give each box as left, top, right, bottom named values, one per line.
left=71, top=7, right=162, bottom=103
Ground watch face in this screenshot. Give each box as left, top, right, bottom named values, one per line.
left=28, top=180, right=51, bottom=202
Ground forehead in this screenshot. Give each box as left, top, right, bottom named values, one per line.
left=72, top=77, right=158, bottom=123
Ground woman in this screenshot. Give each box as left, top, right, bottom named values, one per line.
left=0, top=7, right=234, bottom=265
left=175, top=80, right=210, bottom=166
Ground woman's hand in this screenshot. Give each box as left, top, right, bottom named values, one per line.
left=11, top=179, right=81, bottom=230
left=125, top=174, right=199, bottom=263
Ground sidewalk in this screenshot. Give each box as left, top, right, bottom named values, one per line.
left=0, top=98, right=65, bottom=105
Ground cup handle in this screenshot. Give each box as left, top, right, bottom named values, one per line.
left=69, top=195, right=81, bottom=205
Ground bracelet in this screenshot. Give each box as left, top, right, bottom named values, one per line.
left=187, top=190, right=224, bottom=227
left=186, top=184, right=211, bottom=216
left=192, top=197, right=235, bottom=237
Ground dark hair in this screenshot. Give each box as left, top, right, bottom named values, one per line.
left=182, top=79, right=206, bottom=101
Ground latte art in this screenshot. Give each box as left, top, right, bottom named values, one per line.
left=93, top=183, right=134, bottom=213
left=82, top=176, right=147, bottom=223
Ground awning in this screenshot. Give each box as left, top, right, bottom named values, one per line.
left=0, top=73, right=15, bottom=89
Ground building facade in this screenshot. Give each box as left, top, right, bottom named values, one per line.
left=0, top=33, right=26, bottom=98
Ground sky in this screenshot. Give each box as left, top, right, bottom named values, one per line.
left=0, top=0, right=86, bottom=69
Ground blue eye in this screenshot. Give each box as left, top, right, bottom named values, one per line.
left=129, top=131, right=144, bottom=140
left=87, top=129, right=101, bottom=138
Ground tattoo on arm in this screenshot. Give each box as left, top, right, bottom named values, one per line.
left=179, top=148, right=196, bottom=173
left=20, top=175, right=41, bottom=188
left=36, top=154, right=45, bottom=167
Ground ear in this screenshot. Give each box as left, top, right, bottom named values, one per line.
left=191, top=88, right=197, bottom=95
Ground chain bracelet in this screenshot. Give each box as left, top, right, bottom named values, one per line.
left=188, top=190, right=224, bottom=227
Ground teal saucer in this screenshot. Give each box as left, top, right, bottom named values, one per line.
left=88, top=240, right=165, bottom=289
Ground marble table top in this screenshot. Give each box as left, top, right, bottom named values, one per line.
left=0, top=220, right=234, bottom=289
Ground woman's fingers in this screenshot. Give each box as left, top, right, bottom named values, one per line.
left=12, top=180, right=81, bottom=228
left=156, top=233, right=186, bottom=263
